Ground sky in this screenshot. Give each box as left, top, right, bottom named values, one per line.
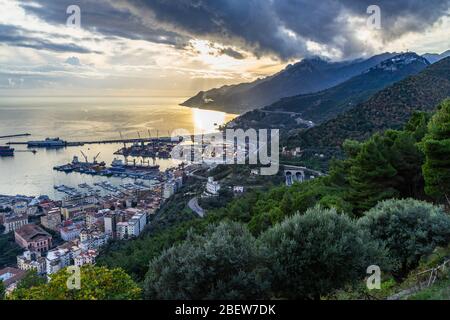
left=0, top=0, right=449, bottom=97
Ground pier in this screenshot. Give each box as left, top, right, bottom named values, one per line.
left=0, top=133, right=31, bottom=139
left=7, top=137, right=174, bottom=146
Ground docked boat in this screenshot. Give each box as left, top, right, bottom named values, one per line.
left=111, top=157, right=160, bottom=171
left=0, top=146, right=14, bottom=156
left=27, top=137, right=67, bottom=148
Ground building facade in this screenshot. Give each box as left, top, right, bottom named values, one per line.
left=15, top=224, right=52, bottom=253
left=3, top=214, right=28, bottom=233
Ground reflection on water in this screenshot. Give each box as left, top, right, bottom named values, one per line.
left=0, top=97, right=237, bottom=198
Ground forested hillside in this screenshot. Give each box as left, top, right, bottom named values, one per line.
left=288, top=57, right=450, bottom=149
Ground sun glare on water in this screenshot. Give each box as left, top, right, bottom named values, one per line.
left=192, top=108, right=233, bottom=134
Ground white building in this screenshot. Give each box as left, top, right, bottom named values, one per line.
left=46, top=248, right=71, bottom=276
left=116, top=211, right=147, bottom=240
left=206, top=177, right=221, bottom=195
left=233, top=186, right=244, bottom=194
left=60, top=223, right=83, bottom=241
left=104, top=213, right=117, bottom=238
left=13, top=201, right=28, bottom=215
left=17, top=251, right=46, bottom=275
left=74, top=250, right=98, bottom=267
left=116, top=222, right=128, bottom=240
left=127, top=219, right=140, bottom=238
left=3, top=214, right=28, bottom=234
left=79, top=230, right=109, bottom=251
left=163, top=181, right=177, bottom=199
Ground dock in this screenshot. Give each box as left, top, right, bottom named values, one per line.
left=0, top=133, right=31, bottom=139
left=7, top=137, right=174, bottom=146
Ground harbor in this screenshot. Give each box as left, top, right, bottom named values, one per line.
left=0, top=98, right=237, bottom=199
left=6, top=135, right=177, bottom=148
left=53, top=155, right=162, bottom=180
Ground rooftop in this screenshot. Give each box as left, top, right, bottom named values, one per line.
left=15, top=224, right=52, bottom=242
left=0, top=267, right=26, bottom=287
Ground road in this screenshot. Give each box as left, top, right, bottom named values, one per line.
left=188, top=197, right=205, bottom=218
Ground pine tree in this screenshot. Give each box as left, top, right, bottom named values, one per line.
left=421, top=99, right=450, bottom=206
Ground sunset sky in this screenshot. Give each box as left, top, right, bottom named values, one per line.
left=0, top=0, right=449, bottom=96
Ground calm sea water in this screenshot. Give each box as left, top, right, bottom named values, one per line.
left=0, top=97, right=236, bottom=199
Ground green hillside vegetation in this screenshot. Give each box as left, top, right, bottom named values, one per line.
left=18, top=100, right=450, bottom=300
left=0, top=227, right=23, bottom=269
left=92, top=100, right=450, bottom=300
left=9, top=266, right=141, bottom=300
left=230, top=53, right=428, bottom=131
left=288, top=57, right=450, bottom=150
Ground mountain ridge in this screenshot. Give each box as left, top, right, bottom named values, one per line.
left=227, top=52, right=430, bottom=131
left=287, top=56, right=450, bottom=151
left=181, top=52, right=399, bottom=114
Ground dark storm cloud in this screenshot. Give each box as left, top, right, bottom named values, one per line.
left=111, top=0, right=450, bottom=59
left=17, top=0, right=189, bottom=47
left=218, top=47, right=246, bottom=60
left=16, top=0, right=450, bottom=59
left=0, top=25, right=100, bottom=54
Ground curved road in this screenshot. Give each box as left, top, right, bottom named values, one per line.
left=188, top=197, right=205, bottom=218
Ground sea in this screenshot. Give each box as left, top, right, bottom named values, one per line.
left=0, top=96, right=237, bottom=199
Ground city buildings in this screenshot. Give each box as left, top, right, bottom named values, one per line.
left=74, top=250, right=98, bottom=267
left=0, top=267, right=26, bottom=294
left=163, top=180, right=177, bottom=199
left=17, top=251, right=46, bottom=275
left=45, top=248, right=71, bottom=276
left=40, top=208, right=62, bottom=231
left=61, top=202, right=98, bottom=220
left=103, top=211, right=117, bottom=239
left=116, top=209, right=147, bottom=240
left=15, top=224, right=52, bottom=253
left=79, top=229, right=109, bottom=251
left=3, top=214, right=28, bottom=233
left=60, top=222, right=84, bottom=241
left=206, top=177, right=221, bottom=195
left=0, top=163, right=170, bottom=284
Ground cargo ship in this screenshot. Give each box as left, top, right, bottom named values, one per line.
left=0, top=146, right=14, bottom=156
left=27, top=137, right=67, bottom=148
left=111, top=158, right=160, bottom=171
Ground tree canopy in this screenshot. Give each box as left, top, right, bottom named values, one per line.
left=260, top=206, right=389, bottom=300
left=144, top=222, right=271, bottom=300
left=9, top=266, right=141, bottom=300
left=421, top=99, right=450, bottom=206
left=358, top=198, right=450, bottom=280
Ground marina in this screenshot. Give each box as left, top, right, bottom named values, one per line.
left=53, top=154, right=164, bottom=180
left=52, top=180, right=159, bottom=199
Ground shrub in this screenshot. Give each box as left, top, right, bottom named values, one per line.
left=260, top=206, right=388, bottom=299
left=358, top=198, right=450, bottom=280
left=144, top=222, right=271, bottom=300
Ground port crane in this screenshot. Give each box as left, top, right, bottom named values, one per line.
left=80, top=150, right=89, bottom=163
left=119, top=131, right=131, bottom=165
left=93, top=152, right=101, bottom=164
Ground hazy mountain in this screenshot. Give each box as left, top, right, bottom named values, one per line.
left=229, top=53, right=430, bottom=131
left=181, top=53, right=398, bottom=114
left=422, top=50, right=450, bottom=63
left=287, top=56, right=450, bottom=150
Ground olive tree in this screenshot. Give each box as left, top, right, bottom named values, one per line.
left=359, top=198, right=450, bottom=280
left=144, top=221, right=271, bottom=300
left=260, top=206, right=388, bottom=300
